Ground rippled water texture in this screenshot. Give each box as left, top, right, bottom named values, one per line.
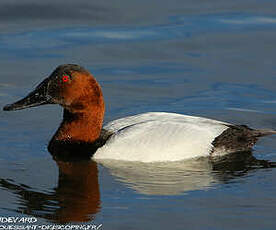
left=1, top=1, right=276, bottom=229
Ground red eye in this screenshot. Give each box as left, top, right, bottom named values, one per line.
left=62, top=75, right=69, bottom=82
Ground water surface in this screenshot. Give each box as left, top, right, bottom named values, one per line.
left=1, top=1, right=276, bottom=229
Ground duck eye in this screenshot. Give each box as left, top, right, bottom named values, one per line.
left=62, top=75, right=69, bottom=83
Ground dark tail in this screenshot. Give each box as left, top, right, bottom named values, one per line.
left=252, top=129, right=276, bottom=137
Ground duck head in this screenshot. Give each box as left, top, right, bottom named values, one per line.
left=3, top=64, right=104, bottom=113
left=3, top=64, right=105, bottom=151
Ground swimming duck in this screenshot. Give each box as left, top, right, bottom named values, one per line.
left=3, top=64, right=276, bottom=162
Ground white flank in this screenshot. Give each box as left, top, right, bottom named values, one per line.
left=93, top=112, right=229, bottom=162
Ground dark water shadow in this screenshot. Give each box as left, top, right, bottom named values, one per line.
left=211, top=151, right=276, bottom=182
left=0, top=159, right=100, bottom=223
left=0, top=151, right=275, bottom=222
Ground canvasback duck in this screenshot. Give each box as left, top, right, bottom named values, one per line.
left=3, top=64, right=276, bottom=162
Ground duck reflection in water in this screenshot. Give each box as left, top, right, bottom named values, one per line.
left=0, top=158, right=100, bottom=223
left=96, top=151, right=276, bottom=195
left=0, top=149, right=275, bottom=223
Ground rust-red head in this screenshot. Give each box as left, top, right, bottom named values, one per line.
left=3, top=64, right=105, bottom=144
left=3, top=64, right=104, bottom=114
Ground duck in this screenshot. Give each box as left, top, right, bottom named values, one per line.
left=3, top=64, right=276, bottom=162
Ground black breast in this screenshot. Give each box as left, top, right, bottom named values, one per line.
left=48, top=129, right=113, bottom=161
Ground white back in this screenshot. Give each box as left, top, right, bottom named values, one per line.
left=93, top=112, right=229, bottom=162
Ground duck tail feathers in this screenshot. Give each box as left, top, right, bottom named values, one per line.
left=252, top=129, right=276, bottom=137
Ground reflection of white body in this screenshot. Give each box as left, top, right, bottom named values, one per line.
left=97, top=158, right=215, bottom=195
left=93, top=112, right=229, bottom=162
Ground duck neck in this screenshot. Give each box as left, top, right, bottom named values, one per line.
left=53, top=105, right=105, bottom=144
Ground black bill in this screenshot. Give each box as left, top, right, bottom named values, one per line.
left=3, top=78, right=52, bottom=111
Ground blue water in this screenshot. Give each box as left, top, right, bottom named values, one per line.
left=1, top=1, right=276, bottom=229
